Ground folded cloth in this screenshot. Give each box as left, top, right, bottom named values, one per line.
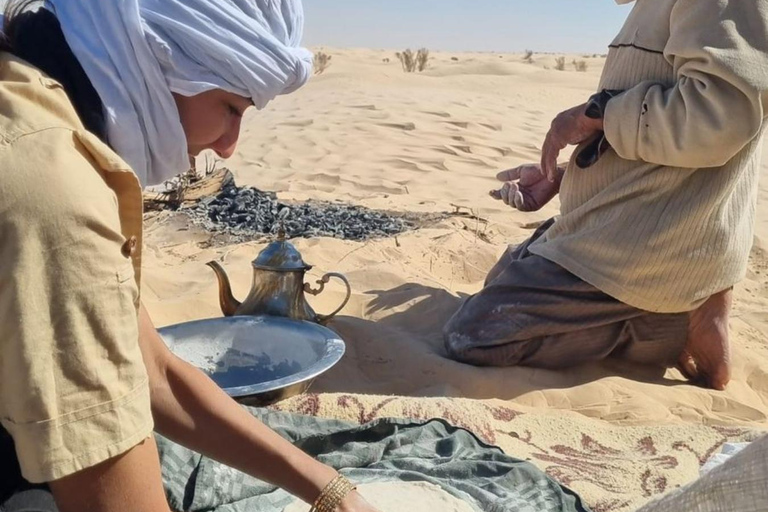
left=156, top=408, right=590, bottom=512
left=700, top=442, right=751, bottom=476
left=637, top=435, right=768, bottom=512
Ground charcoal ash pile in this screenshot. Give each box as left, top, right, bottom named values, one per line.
left=186, top=182, right=415, bottom=241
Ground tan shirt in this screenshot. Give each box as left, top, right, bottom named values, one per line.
left=530, top=0, right=767, bottom=313
left=0, top=54, right=153, bottom=483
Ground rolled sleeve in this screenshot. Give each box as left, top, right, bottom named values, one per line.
left=604, top=0, right=768, bottom=168
left=0, top=129, right=153, bottom=483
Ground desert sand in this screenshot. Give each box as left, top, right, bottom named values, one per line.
left=142, top=49, right=768, bottom=511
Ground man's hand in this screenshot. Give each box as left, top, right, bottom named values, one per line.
left=490, top=164, right=563, bottom=212
left=541, top=103, right=603, bottom=182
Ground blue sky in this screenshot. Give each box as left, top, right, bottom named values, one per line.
left=303, top=1, right=633, bottom=54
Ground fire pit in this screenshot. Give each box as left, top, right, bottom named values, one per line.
left=187, top=182, right=415, bottom=241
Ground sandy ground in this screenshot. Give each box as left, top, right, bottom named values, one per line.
left=143, top=48, right=768, bottom=443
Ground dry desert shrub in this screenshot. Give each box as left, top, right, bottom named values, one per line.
left=396, top=49, right=415, bottom=72
left=451, top=56, right=459, bottom=61
left=396, top=48, right=430, bottom=72
left=555, top=56, right=566, bottom=71
left=573, top=60, right=588, bottom=72
left=313, top=52, right=332, bottom=75
left=523, top=49, right=534, bottom=63
left=416, top=48, right=429, bottom=71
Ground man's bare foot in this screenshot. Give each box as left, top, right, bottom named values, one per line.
left=677, top=289, right=732, bottom=390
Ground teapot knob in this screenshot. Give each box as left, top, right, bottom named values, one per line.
left=276, top=207, right=290, bottom=241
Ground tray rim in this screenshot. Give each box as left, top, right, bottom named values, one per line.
left=157, top=315, right=345, bottom=399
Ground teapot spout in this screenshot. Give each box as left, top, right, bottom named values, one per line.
left=206, top=261, right=241, bottom=317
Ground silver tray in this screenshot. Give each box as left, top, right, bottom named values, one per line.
left=158, top=315, right=345, bottom=406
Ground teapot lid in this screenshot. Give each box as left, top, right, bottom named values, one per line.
left=252, top=229, right=311, bottom=271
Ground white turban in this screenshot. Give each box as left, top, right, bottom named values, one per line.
left=45, top=0, right=313, bottom=186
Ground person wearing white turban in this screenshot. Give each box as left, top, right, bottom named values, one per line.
left=48, top=0, right=313, bottom=186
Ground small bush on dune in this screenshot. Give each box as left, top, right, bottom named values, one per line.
left=396, top=49, right=416, bottom=72
left=313, top=52, right=332, bottom=75
left=574, top=60, right=588, bottom=72
left=451, top=56, right=459, bottom=61
left=416, top=48, right=430, bottom=71
left=523, top=49, right=534, bottom=63
left=383, top=57, right=390, bottom=63
left=555, top=56, right=566, bottom=71
left=396, top=48, right=430, bottom=73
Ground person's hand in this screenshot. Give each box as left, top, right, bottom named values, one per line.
left=338, top=490, right=380, bottom=512
left=541, top=103, right=603, bottom=182
left=490, top=163, right=563, bottom=212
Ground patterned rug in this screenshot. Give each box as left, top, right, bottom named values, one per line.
left=272, top=393, right=766, bottom=512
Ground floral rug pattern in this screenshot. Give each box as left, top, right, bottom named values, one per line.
left=273, top=393, right=765, bottom=512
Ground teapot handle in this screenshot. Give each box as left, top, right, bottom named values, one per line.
left=304, top=272, right=352, bottom=324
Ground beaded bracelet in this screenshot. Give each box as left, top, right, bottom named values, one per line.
left=310, top=475, right=357, bottom=512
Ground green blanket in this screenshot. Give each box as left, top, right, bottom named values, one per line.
left=156, top=408, right=590, bottom=512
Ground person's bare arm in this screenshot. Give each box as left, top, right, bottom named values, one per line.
left=137, top=304, right=374, bottom=512
left=49, top=438, right=171, bottom=512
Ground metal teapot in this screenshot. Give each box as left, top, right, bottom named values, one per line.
left=207, top=230, right=351, bottom=325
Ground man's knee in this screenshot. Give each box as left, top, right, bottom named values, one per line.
left=442, top=319, right=473, bottom=362
left=443, top=311, right=536, bottom=367
left=442, top=303, right=492, bottom=364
